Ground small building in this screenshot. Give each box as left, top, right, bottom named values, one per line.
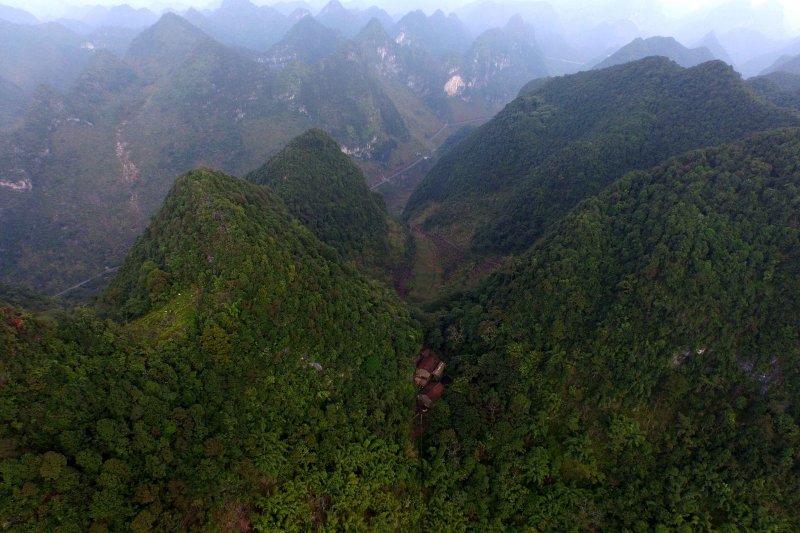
left=414, top=351, right=445, bottom=387
left=417, top=382, right=445, bottom=411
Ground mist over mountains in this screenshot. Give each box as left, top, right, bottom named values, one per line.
left=3, top=0, right=800, bottom=531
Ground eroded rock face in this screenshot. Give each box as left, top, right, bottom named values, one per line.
left=443, top=74, right=465, bottom=96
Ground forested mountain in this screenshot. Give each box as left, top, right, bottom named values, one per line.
left=594, top=36, right=716, bottom=69
left=748, top=71, right=800, bottom=111
left=1, top=168, right=423, bottom=530
left=420, top=128, right=800, bottom=529
left=246, top=129, right=402, bottom=274
left=405, top=57, right=799, bottom=259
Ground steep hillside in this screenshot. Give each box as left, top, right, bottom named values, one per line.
left=405, top=57, right=799, bottom=258
left=246, top=129, right=402, bottom=273
left=391, top=9, right=471, bottom=58
left=124, top=12, right=211, bottom=81
left=420, top=128, right=800, bottom=529
left=1, top=168, right=423, bottom=530
left=264, top=15, right=343, bottom=68
left=594, top=36, right=716, bottom=69
left=448, top=14, right=548, bottom=105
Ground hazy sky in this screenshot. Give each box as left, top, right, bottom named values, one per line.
left=6, top=0, right=800, bottom=32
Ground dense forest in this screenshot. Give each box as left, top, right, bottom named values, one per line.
left=419, top=128, right=800, bottom=529
left=246, top=129, right=404, bottom=277
left=1, top=169, right=424, bottom=530
left=405, top=57, right=800, bottom=256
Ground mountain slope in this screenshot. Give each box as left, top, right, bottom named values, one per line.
left=449, top=14, right=548, bottom=105
left=405, top=57, right=799, bottom=257
left=246, top=129, right=400, bottom=272
left=124, top=12, right=210, bottom=81
left=748, top=71, right=800, bottom=111
left=0, top=20, right=93, bottom=93
left=1, top=168, right=423, bottom=530
left=761, top=52, right=800, bottom=76
left=421, top=128, right=800, bottom=529
left=0, top=75, right=25, bottom=131
left=263, top=15, right=344, bottom=67
left=391, top=9, right=471, bottom=58
left=594, top=36, right=716, bottom=69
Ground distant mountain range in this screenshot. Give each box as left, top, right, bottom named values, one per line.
left=594, top=36, right=716, bottom=70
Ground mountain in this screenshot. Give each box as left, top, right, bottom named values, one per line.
left=693, top=31, right=733, bottom=65
left=2, top=168, right=423, bottom=530
left=420, top=127, right=800, bottom=530
left=391, top=10, right=472, bottom=58
left=316, top=0, right=363, bottom=37
left=405, top=58, right=799, bottom=259
left=246, top=129, right=402, bottom=273
left=124, top=12, right=211, bottom=81
left=183, top=0, right=290, bottom=52
left=80, top=4, right=158, bottom=29
left=354, top=18, right=447, bottom=107
left=761, top=52, right=800, bottom=76
left=287, top=41, right=410, bottom=151
left=0, top=76, right=25, bottom=131
left=454, top=0, right=560, bottom=37
left=747, top=71, right=800, bottom=111
left=0, top=4, right=37, bottom=24
left=0, top=20, right=93, bottom=93
left=264, top=15, right=344, bottom=68
left=594, top=36, right=716, bottom=69
left=448, top=14, right=548, bottom=104
left=717, top=28, right=784, bottom=75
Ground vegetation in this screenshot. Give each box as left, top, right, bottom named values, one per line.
left=406, top=57, right=800, bottom=255
left=419, top=128, right=800, bottom=529
left=748, top=71, right=800, bottom=111
left=1, top=169, right=423, bottom=530
left=246, top=129, right=400, bottom=274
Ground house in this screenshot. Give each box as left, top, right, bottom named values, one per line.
left=414, top=350, right=445, bottom=387
left=418, top=382, right=445, bottom=411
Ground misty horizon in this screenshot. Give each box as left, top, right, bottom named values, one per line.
left=5, top=0, right=800, bottom=33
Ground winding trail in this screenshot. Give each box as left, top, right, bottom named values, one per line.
left=370, top=116, right=494, bottom=192
left=52, top=267, right=120, bottom=298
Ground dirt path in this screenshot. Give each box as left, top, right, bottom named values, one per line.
left=52, top=267, right=120, bottom=298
